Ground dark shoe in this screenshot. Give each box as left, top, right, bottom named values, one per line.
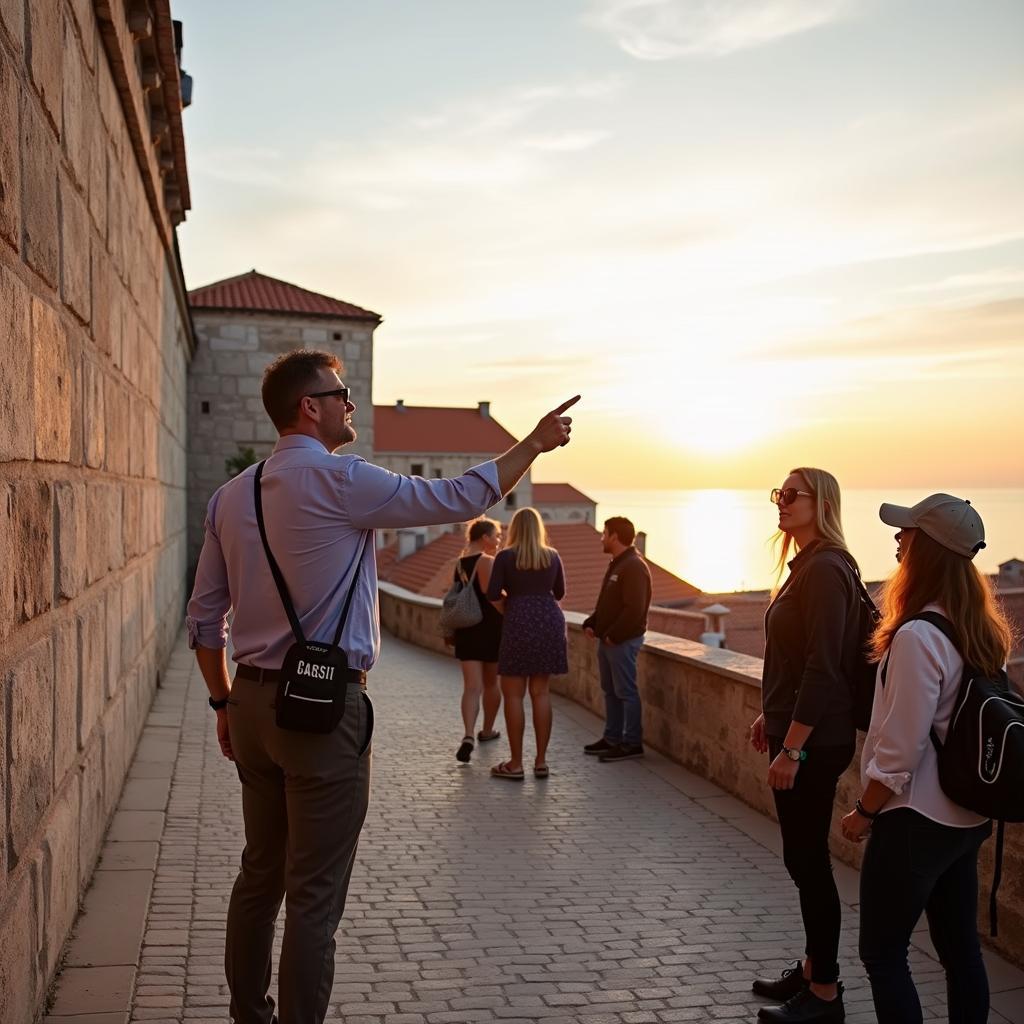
left=752, top=961, right=808, bottom=1001
left=455, top=737, right=474, bottom=763
left=599, top=743, right=645, bottom=762
left=758, top=983, right=845, bottom=1022
left=583, top=737, right=617, bottom=756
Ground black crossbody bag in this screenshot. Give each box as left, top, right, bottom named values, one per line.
left=254, top=460, right=368, bottom=734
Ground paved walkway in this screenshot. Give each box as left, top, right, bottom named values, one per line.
left=47, top=630, right=1024, bottom=1024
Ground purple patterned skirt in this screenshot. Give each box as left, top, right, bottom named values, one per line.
left=498, top=594, right=568, bottom=676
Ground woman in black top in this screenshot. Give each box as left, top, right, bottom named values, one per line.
left=747, top=467, right=862, bottom=1024
left=450, top=518, right=504, bottom=764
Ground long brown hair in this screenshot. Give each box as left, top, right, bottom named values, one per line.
left=870, top=529, right=1014, bottom=675
left=772, top=467, right=849, bottom=594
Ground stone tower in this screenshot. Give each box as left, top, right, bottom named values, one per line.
left=186, top=270, right=381, bottom=568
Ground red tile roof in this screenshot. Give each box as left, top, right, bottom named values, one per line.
left=532, top=482, right=595, bottom=505
left=188, top=270, right=381, bottom=322
left=377, top=523, right=700, bottom=613
left=373, top=405, right=519, bottom=454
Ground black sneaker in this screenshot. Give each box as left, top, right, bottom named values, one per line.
left=455, top=737, right=474, bottom=763
left=752, top=961, right=808, bottom=1001
left=583, top=738, right=617, bottom=756
left=757, top=983, right=845, bottom=1022
left=598, top=743, right=645, bottom=762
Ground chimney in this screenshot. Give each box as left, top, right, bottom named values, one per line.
left=478, top=401, right=490, bottom=418
left=395, top=399, right=405, bottom=412
left=397, top=530, right=418, bottom=559
left=635, top=531, right=647, bottom=556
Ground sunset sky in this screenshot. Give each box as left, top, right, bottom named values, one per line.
left=174, top=0, right=1024, bottom=490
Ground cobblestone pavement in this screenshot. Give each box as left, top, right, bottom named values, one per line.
left=51, top=630, right=1024, bottom=1024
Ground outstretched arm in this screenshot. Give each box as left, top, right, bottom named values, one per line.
left=494, top=396, right=580, bottom=495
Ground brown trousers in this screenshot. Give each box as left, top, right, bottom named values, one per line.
left=225, top=674, right=373, bottom=1024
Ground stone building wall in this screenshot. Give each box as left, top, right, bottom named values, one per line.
left=0, top=1, right=192, bottom=1020
left=535, top=500, right=596, bottom=525
left=186, top=312, right=374, bottom=568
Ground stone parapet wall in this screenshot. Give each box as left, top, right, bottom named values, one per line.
left=378, top=582, right=1024, bottom=968
left=0, top=2, right=192, bottom=1019
left=186, top=312, right=374, bottom=568
left=645, top=605, right=707, bottom=643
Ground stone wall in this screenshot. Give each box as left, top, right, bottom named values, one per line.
left=378, top=582, right=1024, bottom=968
left=645, top=605, right=708, bottom=643
left=186, top=312, right=374, bottom=568
left=0, top=1, right=192, bottom=1019
left=535, top=501, right=596, bottom=525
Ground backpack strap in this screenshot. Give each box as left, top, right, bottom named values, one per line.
left=991, top=819, right=1005, bottom=936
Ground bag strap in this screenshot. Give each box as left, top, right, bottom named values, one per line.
left=254, top=460, right=369, bottom=652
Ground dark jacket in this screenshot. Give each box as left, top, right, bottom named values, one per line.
left=762, top=541, right=860, bottom=747
left=582, top=547, right=652, bottom=644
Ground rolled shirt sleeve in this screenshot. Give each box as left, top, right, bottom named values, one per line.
left=185, top=504, right=231, bottom=650
left=791, top=558, right=850, bottom=727
left=865, top=625, right=944, bottom=794
left=343, top=458, right=502, bottom=530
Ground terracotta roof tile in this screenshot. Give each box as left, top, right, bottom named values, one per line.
left=532, top=483, right=595, bottom=505
left=189, top=270, right=381, bottom=322
left=377, top=523, right=700, bottom=614
left=374, top=405, right=518, bottom=455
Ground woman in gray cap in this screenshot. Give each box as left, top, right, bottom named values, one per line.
left=840, top=494, right=1013, bottom=1024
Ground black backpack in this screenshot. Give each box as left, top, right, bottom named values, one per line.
left=882, top=611, right=1024, bottom=934
left=818, top=548, right=880, bottom=731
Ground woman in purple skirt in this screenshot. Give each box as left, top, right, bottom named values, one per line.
left=486, top=507, right=568, bottom=779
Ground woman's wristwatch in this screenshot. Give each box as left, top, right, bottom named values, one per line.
left=855, top=799, right=879, bottom=820
left=781, top=746, right=807, bottom=762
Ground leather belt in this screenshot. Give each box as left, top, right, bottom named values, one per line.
left=235, top=663, right=367, bottom=688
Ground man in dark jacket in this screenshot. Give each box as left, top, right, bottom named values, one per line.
left=582, top=517, right=653, bottom=762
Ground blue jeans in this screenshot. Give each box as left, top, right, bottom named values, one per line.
left=859, top=807, right=992, bottom=1024
left=597, top=635, right=644, bottom=746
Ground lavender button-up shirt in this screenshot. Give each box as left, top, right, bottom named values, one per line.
left=186, top=434, right=502, bottom=673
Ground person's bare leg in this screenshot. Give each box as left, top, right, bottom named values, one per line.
left=481, top=663, right=501, bottom=735
left=500, top=676, right=527, bottom=771
left=459, top=661, right=483, bottom=738
left=528, top=675, right=552, bottom=768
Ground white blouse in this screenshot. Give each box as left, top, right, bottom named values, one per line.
left=861, top=604, right=988, bottom=828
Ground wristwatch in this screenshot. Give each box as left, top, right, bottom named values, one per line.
left=781, top=746, right=807, bottom=762
left=209, top=695, right=230, bottom=711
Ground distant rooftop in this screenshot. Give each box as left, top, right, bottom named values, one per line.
left=374, top=403, right=518, bottom=455
left=188, top=270, right=381, bottom=322
left=532, top=483, right=595, bottom=505
left=378, top=523, right=700, bottom=612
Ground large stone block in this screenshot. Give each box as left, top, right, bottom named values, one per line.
left=27, top=0, right=63, bottom=130
left=82, top=356, right=105, bottom=467
left=101, top=689, right=127, bottom=817
left=32, top=296, right=72, bottom=460
left=53, top=616, right=79, bottom=784
left=79, top=593, right=106, bottom=743
left=60, top=15, right=89, bottom=187
left=0, top=48, right=20, bottom=251
left=104, top=372, right=129, bottom=475
left=40, top=777, right=80, bottom=979
left=0, top=485, right=12, bottom=648
left=13, top=478, right=53, bottom=622
left=55, top=480, right=86, bottom=599
left=86, top=481, right=123, bottom=583
left=105, top=583, right=122, bottom=690
left=78, top=731, right=105, bottom=889
left=91, top=239, right=119, bottom=356
left=0, top=872, right=37, bottom=1024
left=60, top=171, right=91, bottom=322
left=21, top=90, right=59, bottom=286
left=0, top=0, right=24, bottom=53
left=6, top=636, right=55, bottom=865
left=120, top=569, right=142, bottom=670
left=87, top=95, right=106, bottom=233
left=0, top=263, right=33, bottom=460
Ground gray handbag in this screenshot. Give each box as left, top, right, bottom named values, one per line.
left=439, top=558, right=483, bottom=634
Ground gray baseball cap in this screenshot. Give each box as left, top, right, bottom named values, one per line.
left=878, top=493, right=986, bottom=559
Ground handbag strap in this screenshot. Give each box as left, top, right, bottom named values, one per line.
left=254, top=460, right=368, bottom=651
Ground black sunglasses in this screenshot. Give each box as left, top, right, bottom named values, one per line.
left=771, top=487, right=814, bottom=507
left=306, top=386, right=350, bottom=403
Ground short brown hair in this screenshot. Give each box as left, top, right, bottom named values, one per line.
left=603, top=516, right=635, bottom=545
left=261, top=349, right=342, bottom=431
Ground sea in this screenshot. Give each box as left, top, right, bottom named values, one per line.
left=587, top=488, right=1024, bottom=594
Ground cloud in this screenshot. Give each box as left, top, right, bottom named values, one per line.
left=588, top=0, right=855, bottom=59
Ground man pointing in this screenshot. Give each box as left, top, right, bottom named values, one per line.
left=187, top=348, right=579, bottom=1024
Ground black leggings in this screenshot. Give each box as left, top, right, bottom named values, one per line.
left=769, top=737, right=855, bottom=985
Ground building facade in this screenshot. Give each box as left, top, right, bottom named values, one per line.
left=0, top=2, right=193, bottom=1019
left=185, top=271, right=380, bottom=568
left=532, top=482, right=597, bottom=525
